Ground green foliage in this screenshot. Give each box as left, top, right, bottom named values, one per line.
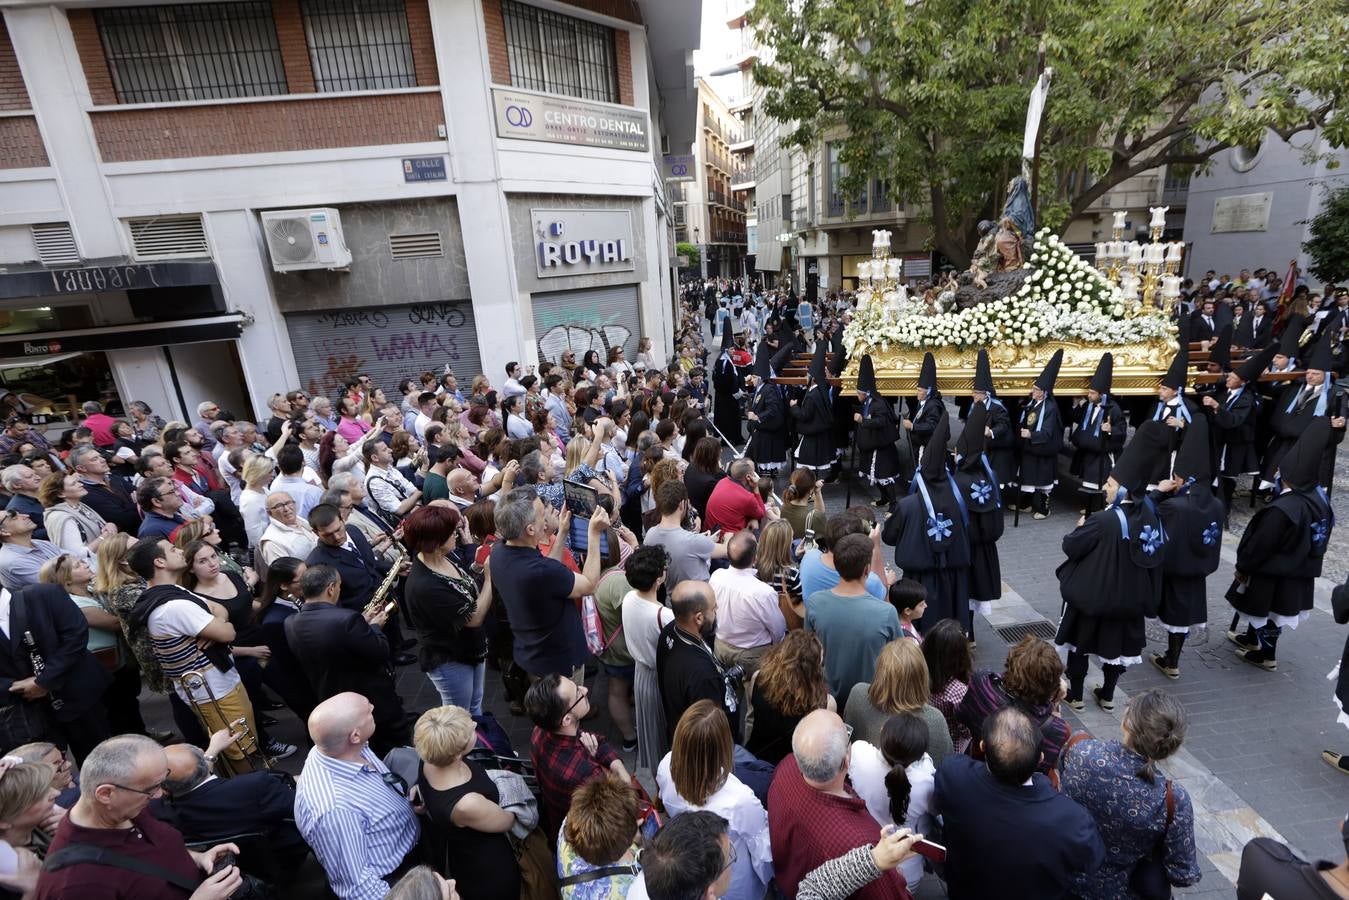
left=676, top=242, right=701, bottom=267
left=1304, top=184, right=1349, bottom=285
left=751, top=0, right=1349, bottom=268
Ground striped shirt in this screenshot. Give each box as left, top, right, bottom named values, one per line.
left=294, top=745, right=420, bottom=900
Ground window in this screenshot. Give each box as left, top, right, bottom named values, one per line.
left=96, top=2, right=287, bottom=103
left=500, top=1, right=618, bottom=103
left=301, top=0, right=415, bottom=92
left=826, top=145, right=845, bottom=217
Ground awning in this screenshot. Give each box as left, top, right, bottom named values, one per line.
left=0, top=352, right=83, bottom=370
left=0, top=313, right=244, bottom=360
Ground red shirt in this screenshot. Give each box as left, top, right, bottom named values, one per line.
left=766, top=754, right=912, bottom=900
left=83, top=413, right=117, bottom=447
left=704, top=477, right=767, bottom=535
left=37, top=808, right=201, bottom=899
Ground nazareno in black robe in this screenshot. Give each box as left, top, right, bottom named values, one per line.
left=1017, top=397, right=1062, bottom=490
left=883, top=469, right=972, bottom=633
left=745, top=382, right=788, bottom=472
left=1054, top=499, right=1165, bottom=665
left=791, top=384, right=835, bottom=471
left=953, top=455, right=1004, bottom=611
left=712, top=352, right=745, bottom=445
left=1226, top=487, right=1333, bottom=627
left=856, top=394, right=903, bottom=484
left=1069, top=398, right=1127, bottom=491
left=1154, top=484, right=1224, bottom=631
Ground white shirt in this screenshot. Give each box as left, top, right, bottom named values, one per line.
left=259, top=518, right=319, bottom=567
left=502, top=377, right=526, bottom=399
left=847, top=741, right=935, bottom=888
left=269, top=475, right=326, bottom=520
left=365, top=465, right=417, bottom=516
left=707, top=566, right=786, bottom=649
left=413, top=412, right=433, bottom=441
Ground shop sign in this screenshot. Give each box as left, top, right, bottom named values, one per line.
left=0, top=315, right=242, bottom=359
left=0, top=260, right=219, bottom=300
left=663, top=154, right=695, bottom=182
left=532, top=208, right=635, bottom=278
left=493, top=88, right=649, bottom=152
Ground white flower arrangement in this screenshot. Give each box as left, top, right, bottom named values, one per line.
left=844, top=231, right=1171, bottom=353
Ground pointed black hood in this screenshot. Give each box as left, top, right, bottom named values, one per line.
left=719, top=316, right=734, bottom=356
left=1209, top=324, right=1233, bottom=372
left=1035, top=349, right=1064, bottom=393
left=769, top=341, right=796, bottom=377
left=1278, top=314, right=1308, bottom=361
left=1279, top=416, right=1331, bottom=490
left=1305, top=327, right=1335, bottom=372
left=918, top=352, right=937, bottom=392
left=974, top=349, right=995, bottom=394
left=1173, top=413, right=1211, bottom=483
left=1089, top=353, right=1113, bottom=395
left=828, top=325, right=848, bottom=377
left=753, top=341, right=774, bottom=380
left=1161, top=343, right=1189, bottom=391
left=956, top=403, right=987, bottom=467
left=857, top=354, right=878, bottom=395
left=1110, top=419, right=1169, bottom=496
left=809, top=341, right=828, bottom=385
left=920, top=411, right=951, bottom=481
left=1234, top=345, right=1278, bottom=384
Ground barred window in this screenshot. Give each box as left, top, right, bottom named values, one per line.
left=301, top=0, right=415, bottom=92
left=501, top=1, right=618, bottom=104
left=96, top=2, right=288, bottom=104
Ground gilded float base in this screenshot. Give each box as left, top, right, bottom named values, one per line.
left=840, top=338, right=1176, bottom=396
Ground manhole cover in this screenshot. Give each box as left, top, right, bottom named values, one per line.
left=994, top=621, right=1060, bottom=643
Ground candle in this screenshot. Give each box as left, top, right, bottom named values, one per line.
left=886, top=258, right=903, bottom=280
left=1127, top=241, right=1143, bottom=265
left=1166, top=241, right=1184, bottom=263
left=1161, top=274, right=1182, bottom=298
left=1145, top=243, right=1166, bottom=266
left=1112, top=210, right=1128, bottom=231
left=1108, top=240, right=1126, bottom=260
left=1094, top=242, right=1107, bottom=264
left=1149, top=206, right=1169, bottom=229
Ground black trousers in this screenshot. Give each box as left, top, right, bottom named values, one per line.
left=58, top=704, right=110, bottom=766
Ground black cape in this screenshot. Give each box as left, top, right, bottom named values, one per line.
left=1227, top=487, right=1334, bottom=622
left=953, top=457, right=1004, bottom=605
left=856, top=394, right=903, bottom=483
left=1069, top=397, right=1127, bottom=490
left=1154, top=485, right=1224, bottom=628
left=883, top=472, right=972, bottom=632
left=791, top=385, right=836, bottom=470
left=745, top=382, right=788, bottom=469
left=1017, top=397, right=1062, bottom=488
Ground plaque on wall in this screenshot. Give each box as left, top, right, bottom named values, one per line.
left=1211, top=192, right=1273, bottom=233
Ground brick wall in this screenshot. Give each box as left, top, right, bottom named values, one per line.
left=68, top=9, right=117, bottom=106
left=614, top=29, right=632, bottom=106
left=405, top=0, right=439, bottom=87
left=481, top=0, right=635, bottom=106
left=0, top=22, right=30, bottom=111
left=0, top=116, right=50, bottom=168
left=90, top=91, right=443, bottom=162
left=271, top=0, right=315, bottom=93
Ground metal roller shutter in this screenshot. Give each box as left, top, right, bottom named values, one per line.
left=530, top=284, right=641, bottom=366
left=284, top=300, right=483, bottom=400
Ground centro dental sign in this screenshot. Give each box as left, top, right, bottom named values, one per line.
left=493, top=88, right=650, bottom=152
left=532, top=209, right=635, bottom=278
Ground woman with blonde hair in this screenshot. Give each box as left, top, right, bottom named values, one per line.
left=844, top=638, right=953, bottom=764
left=657, top=700, right=773, bottom=900
left=0, top=757, right=58, bottom=864
left=755, top=519, right=804, bottom=629
left=414, top=706, right=521, bottom=900
left=37, top=472, right=115, bottom=566
left=239, top=454, right=276, bottom=548
left=172, top=516, right=248, bottom=580
left=743, top=630, right=833, bottom=765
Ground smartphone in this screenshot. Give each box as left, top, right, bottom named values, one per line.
left=911, top=839, right=946, bottom=863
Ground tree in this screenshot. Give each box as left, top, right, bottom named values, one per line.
left=1304, top=184, right=1349, bottom=285
left=676, top=242, right=701, bottom=267
left=751, top=0, right=1349, bottom=269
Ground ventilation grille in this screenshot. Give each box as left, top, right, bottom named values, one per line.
left=31, top=223, right=80, bottom=266
left=993, top=620, right=1060, bottom=644
left=388, top=232, right=443, bottom=260
left=127, top=215, right=209, bottom=260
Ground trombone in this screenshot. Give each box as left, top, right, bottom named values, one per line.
left=177, top=669, right=269, bottom=776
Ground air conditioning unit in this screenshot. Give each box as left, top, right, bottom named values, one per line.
left=260, top=208, right=352, bottom=272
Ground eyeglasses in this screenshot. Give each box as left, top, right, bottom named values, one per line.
left=268, top=500, right=296, bottom=511
left=158, top=490, right=178, bottom=499
left=107, top=779, right=167, bottom=797
left=721, top=842, right=739, bottom=875
left=563, top=686, right=588, bottom=720
left=380, top=770, right=409, bottom=796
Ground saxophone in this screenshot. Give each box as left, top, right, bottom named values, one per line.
left=364, top=548, right=406, bottom=619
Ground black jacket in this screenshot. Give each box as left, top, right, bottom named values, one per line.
left=306, top=526, right=389, bottom=612
left=152, top=771, right=307, bottom=860
left=0, top=584, right=110, bottom=722
left=283, top=602, right=404, bottom=731
left=79, top=477, right=141, bottom=535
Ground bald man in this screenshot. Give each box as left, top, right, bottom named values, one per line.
left=708, top=529, right=786, bottom=676
left=295, top=693, right=420, bottom=900
left=446, top=469, right=479, bottom=510
left=767, top=710, right=912, bottom=899
left=656, top=581, right=743, bottom=744
left=156, top=732, right=307, bottom=874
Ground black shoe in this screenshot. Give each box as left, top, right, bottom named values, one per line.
left=393, top=653, right=418, bottom=667
left=1092, top=687, right=1115, bottom=712
left=1322, top=750, right=1349, bottom=773
left=872, top=497, right=889, bottom=508
left=264, top=739, right=298, bottom=761
left=1235, top=647, right=1277, bottom=671
left=622, top=737, right=639, bottom=753
left=1150, top=654, right=1180, bottom=679
left=1226, top=629, right=1257, bottom=651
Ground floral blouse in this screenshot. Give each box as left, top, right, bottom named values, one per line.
left=931, top=676, right=972, bottom=752
left=1059, top=737, right=1202, bottom=898
left=101, top=579, right=172, bottom=694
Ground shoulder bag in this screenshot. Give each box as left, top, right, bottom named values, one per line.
left=1129, top=780, right=1176, bottom=900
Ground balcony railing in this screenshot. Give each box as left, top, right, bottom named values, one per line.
left=713, top=229, right=747, bottom=244
left=702, top=113, right=742, bottom=146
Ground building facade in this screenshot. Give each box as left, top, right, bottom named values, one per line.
left=1182, top=129, right=1349, bottom=288
left=0, top=0, right=699, bottom=423
left=673, top=76, right=746, bottom=279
